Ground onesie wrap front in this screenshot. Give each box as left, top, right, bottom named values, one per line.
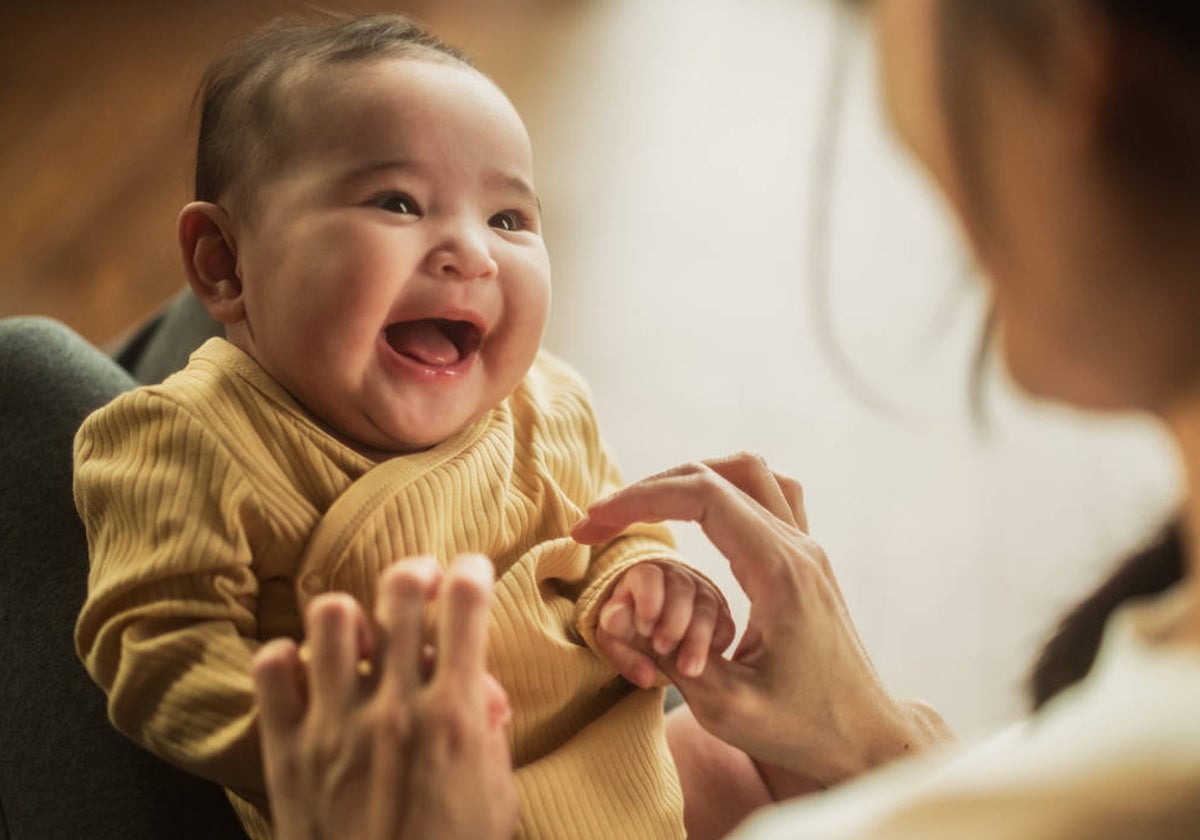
left=74, top=338, right=689, bottom=839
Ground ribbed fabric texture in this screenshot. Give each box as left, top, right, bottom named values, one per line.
left=74, top=338, right=687, bottom=839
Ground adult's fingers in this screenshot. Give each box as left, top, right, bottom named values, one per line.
left=703, top=453, right=798, bottom=529
left=253, top=638, right=321, bottom=840
left=774, top=472, right=808, bottom=533
left=573, top=464, right=797, bottom=610
left=659, top=647, right=757, bottom=738
left=479, top=721, right=521, bottom=838
left=701, top=453, right=809, bottom=534
left=482, top=675, right=512, bottom=730
left=305, top=593, right=370, bottom=723
left=376, top=556, right=441, bottom=699
left=369, top=557, right=444, bottom=840
left=253, top=637, right=307, bottom=739
left=433, top=554, right=495, bottom=689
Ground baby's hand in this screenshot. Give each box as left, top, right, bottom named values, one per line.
left=596, top=562, right=735, bottom=689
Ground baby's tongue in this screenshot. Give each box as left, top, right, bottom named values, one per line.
left=386, top=320, right=461, bottom=366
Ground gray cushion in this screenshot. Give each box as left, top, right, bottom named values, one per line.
left=0, top=314, right=244, bottom=839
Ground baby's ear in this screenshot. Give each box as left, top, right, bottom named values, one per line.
left=178, top=201, right=244, bottom=325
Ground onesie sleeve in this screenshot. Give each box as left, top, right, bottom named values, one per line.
left=73, top=388, right=266, bottom=803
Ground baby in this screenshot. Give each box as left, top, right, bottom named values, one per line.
left=72, top=14, right=731, bottom=840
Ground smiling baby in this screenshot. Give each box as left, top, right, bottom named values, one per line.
left=72, top=14, right=730, bottom=840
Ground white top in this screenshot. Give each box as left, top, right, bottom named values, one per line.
left=734, top=587, right=1200, bottom=839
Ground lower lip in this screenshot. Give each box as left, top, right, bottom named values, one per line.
left=377, top=333, right=478, bottom=381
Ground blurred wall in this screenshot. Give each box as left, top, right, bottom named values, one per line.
left=2, top=0, right=1183, bottom=740
left=0, top=0, right=587, bottom=344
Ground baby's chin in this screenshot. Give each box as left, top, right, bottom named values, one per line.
left=349, top=416, right=482, bottom=461
left=344, top=428, right=443, bottom=460
left=296, top=410, right=433, bottom=461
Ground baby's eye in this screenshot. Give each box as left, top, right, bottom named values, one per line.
left=374, top=193, right=420, bottom=216
left=489, top=210, right=527, bottom=232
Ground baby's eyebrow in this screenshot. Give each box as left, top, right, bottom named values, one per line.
left=486, top=172, right=540, bottom=208
left=343, top=159, right=422, bottom=182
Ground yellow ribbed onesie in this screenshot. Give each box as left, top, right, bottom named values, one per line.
left=74, top=338, right=687, bottom=839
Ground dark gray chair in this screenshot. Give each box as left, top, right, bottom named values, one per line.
left=0, top=293, right=241, bottom=839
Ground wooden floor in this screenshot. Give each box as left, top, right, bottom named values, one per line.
left=0, top=0, right=588, bottom=345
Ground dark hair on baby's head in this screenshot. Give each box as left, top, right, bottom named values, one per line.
left=193, top=13, right=474, bottom=215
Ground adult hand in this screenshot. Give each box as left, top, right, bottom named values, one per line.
left=252, top=554, right=519, bottom=840
left=573, top=453, right=952, bottom=788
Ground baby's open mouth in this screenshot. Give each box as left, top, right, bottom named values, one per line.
left=384, top=319, right=482, bottom=367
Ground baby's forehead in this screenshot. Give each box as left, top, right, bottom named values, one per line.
left=281, top=55, right=489, bottom=119
left=228, top=54, right=533, bottom=214
left=275, top=57, right=529, bottom=161
left=238, top=58, right=435, bottom=177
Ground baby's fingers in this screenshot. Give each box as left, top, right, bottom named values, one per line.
left=625, top=562, right=665, bottom=638
left=650, top=567, right=696, bottom=657
left=711, top=597, right=737, bottom=655
left=597, top=601, right=658, bottom=688
left=673, top=591, right=722, bottom=678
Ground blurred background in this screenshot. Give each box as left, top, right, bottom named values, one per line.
left=2, top=0, right=1182, bottom=741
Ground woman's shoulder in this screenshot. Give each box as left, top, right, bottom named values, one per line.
left=734, top=587, right=1200, bottom=840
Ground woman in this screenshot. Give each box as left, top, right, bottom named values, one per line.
left=252, top=0, right=1200, bottom=836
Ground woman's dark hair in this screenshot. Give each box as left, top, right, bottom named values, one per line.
left=937, top=0, right=1200, bottom=235
left=927, top=0, right=1200, bottom=707
left=193, top=13, right=474, bottom=215
left=1028, top=523, right=1183, bottom=709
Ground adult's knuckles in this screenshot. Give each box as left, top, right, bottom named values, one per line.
left=682, top=463, right=733, bottom=503
left=776, top=474, right=806, bottom=508
left=775, top=471, right=803, bottom=494
left=429, top=714, right=472, bottom=753
left=806, top=540, right=835, bottom=576
left=366, top=702, right=413, bottom=744
left=719, top=451, right=770, bottom=473
left=673, top=460, right=711, bottom=478
left=417, top=691, right=478, bottom=747
left=307, top=728, right=348, bottom=772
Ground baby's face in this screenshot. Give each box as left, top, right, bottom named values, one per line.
left=230, top=58, right=550, bottom=455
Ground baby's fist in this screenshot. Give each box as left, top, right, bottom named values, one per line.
left=597, top=562, right=734, bottom=688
